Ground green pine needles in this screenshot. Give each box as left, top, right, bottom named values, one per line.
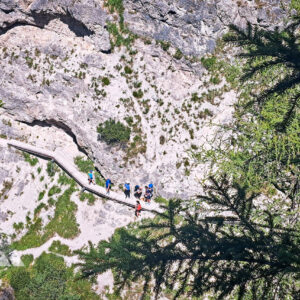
left=223, top=17, right=300, bottom=132
left=76, top=177, right=300, bottom=299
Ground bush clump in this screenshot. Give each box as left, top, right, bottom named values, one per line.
left=102, top=77, right=110, bottom=86
left=80, top=192, right=96, bottom=205
left=291, top=0, right=300, bottom=13
left=159, top=40, right=170, bottom=51
left=201, top=56, right=217, bottom=71
left=21, top=254, right=34, bottom=267
left=48, top=185, right=61, bottom=197
left=23, top=152, right=38, bottom=166
left=124, top=65, right=133, bottom=74
left=132, top=89, right=143, bottom=99
left=97, top=119, right=131, bottom=144
left=174, top=48, right=183, bottom=60
left=46, top=161, right=59, bottom=177
left=49, top=240, right=72, bottom=256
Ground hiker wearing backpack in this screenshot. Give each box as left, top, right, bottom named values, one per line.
left=134, top=185, right=142, bottom=199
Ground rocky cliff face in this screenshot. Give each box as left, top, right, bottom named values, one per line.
left=0, top=0, right=290, bottom=199
left=124, top=0, right=289, bottom=55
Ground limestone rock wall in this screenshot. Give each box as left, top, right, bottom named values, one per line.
left=124, top=0, right=289, bottom=56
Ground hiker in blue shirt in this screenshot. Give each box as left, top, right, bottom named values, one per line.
left=124, top=183, right=130, bottom=198
left=88, top=170, right=95, bottom=185
left=106, top=178, right=111, bottom=194
left=148, top=183, right=154, bottom=197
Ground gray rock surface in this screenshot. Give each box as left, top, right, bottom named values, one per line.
left=124, top=0, right=289, bottom=56
left=0, top=0, right=111, bottom=52
left=0, top=0, right=290, bottom=55
left=0, top=286, right=15, bottom=300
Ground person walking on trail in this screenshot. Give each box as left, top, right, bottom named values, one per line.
left=88, top=170, right=95, bottom=185
left=145, top=190, right=151, bottom=203
left=106, top=178, right=111, bottom=194
left=148, top=183, right=154, bottom=197
left=135, top=200, right=142, bottom=217
left=134, top=185, right=142, bottom=199
left=124, top=183, right=130, bottom=198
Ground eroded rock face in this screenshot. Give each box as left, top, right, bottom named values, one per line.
left=0, top=0, right=290, bottom=199
left=0, top=0, right=111, bottom=52
left=124, top=0, right=289, bottom=56
left=0, top=0, right=290, bottom=55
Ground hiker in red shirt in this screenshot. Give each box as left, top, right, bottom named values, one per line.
left=135, top=200, right=142, bottom=217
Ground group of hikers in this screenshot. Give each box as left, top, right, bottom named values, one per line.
left=88, top=170, right=154, bottom=217
left=124, top=183, right=154, bottom=217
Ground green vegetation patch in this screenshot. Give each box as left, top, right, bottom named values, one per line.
left=4, top=252, right=98, bottom=300
left=201, top=55, right=218, bottom=71
left=49, top=240, right=72, bottom=256
left=48, top=185, right=61, bottom=197
left=13, top=222, right=24, bottom=232
left=106, top=22, right=136, bottom=50
left=154, top=196, right=168, bottom=205
left=46, top=183, right=79, bottom=239
left=125, top=134, right=147, bottom=161
left=173, top=48, right=183, bottom=60
left=21, top=254, right=33, bottom=267
left=22, top=152, right=38, bottom=166
left=102, top=77, right=110, bottom=86
left=74, top=156, right=105, bottom=187
left=97, top=118, right=131, bottom=144
left=46, top=161, right=59, bottom=177
left=200, top=54, right=241, bottom=89
left=34, top=203, right=47, bottom=219
left=291, top=0, right=300, bottom=12
left=80, top=192, right=96, bottom=205
left=13, top=183, right=79, bottom=250
left=104, top=0, right=124, bottom=15
left=132, top=89, right=143, bottom=99
left=159, top=40, right=170, bottom=51
left=0, top=180, right=13, bottom=200
left=58, top=173, right=74, bottom=186
left=124, top=65, right=133, bottom=74
left=74, top=156, right=94, bottom=173
left=38, top=190, right=45, bottom=201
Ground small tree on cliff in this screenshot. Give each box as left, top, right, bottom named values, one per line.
left=97, top=118, right=131, bottom=145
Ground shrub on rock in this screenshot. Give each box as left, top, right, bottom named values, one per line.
left=97, top=119, right=131, bottom=144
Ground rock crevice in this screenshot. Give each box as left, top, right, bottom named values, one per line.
left=18, top=119, right=89, bottom=156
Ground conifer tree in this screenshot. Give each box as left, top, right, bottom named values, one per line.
left=223, top=17, right=300, bottom=131
left=76, top=176, right=300, bottom=299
